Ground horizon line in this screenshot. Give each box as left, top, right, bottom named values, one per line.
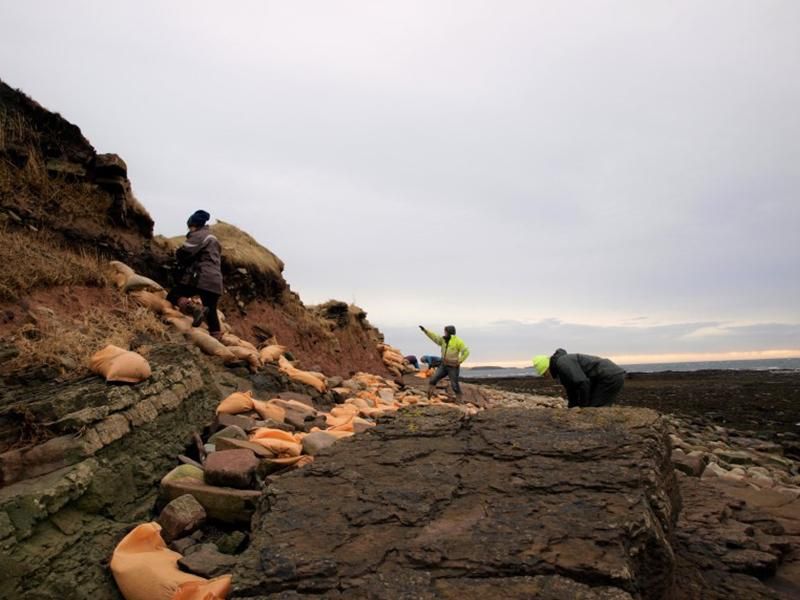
left=464, top=349, right=800, bottom=369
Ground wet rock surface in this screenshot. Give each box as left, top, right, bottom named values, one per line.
left=232, top=405, right=679, bottom=599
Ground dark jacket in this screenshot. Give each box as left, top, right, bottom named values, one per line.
left=176, top=226, right=223, bottom=295
left=549, top=348, right=625, bottom=407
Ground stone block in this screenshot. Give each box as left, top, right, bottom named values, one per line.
left=204, top=449, right=258, bottom=490
left=157, top=493, right=206, bottom=542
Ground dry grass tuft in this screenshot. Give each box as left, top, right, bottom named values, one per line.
left=166, top=220, right=284, bottom=278
left=0, top=226, right=109, bottom=301
left=4, top=301, right=170, bottom=378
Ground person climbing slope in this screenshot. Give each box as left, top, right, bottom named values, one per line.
left=419, top=325, right=470, bottom=400
left=167, top=210, right=224, bottom=337
left=532, top=348, right=625, bottom=407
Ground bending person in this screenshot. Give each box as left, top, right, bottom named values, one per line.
left=167, top=210, right=224, bottom=337
left=532, top=348, right=625, bottom=407
left=419, top=325, right=470, bottom=400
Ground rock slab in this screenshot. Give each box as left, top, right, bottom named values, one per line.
left=232, top=406, right=680, bottom=599
left=203, top=449, right=259, bottom=490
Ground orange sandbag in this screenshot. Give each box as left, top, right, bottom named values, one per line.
left=285, top=368, right=326, bottom=393
left=90, top=345, right=151, bottom=383
left=220, top=334, right=257, bottom=351
left=258, top=344, right=286, bottom=363
left=129, top=290, right=172, bottom=314
left=228, top=346, right=262, bottom=371
left=251, top=399, right=286, bottom=423
left=186, top=330, right=236, bottom=362
left=331, top=405, right=359, bottom=418
left=110, top=522, right=231, bottom=600
left=250, top=428, right=299, bottom=443
left=248, top=436, right=302, bottom=457
left=165, top=315, right=193, bottom=333
left=216, top=391, right=255, bottom=415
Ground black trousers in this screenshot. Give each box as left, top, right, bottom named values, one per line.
left=167, top=284, right=221, bottom=334
left=429, top=363, right=462, bottom=394
left=587, top=373, right=625, bottom=407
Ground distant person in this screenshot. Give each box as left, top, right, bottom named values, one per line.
left=532, top=348, right=625, bottom=407
left=419, top=325, right=470, bottom=400
left=167, top=210, right=223, bottom=337
left=404, top=355, right=420, bottom=369
left=420, top=355, right=442, bottom=369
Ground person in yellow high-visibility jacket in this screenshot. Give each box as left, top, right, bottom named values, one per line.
left=419, top=324, right=470, bottom=400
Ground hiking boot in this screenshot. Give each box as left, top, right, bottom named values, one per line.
left=454, top=392, right=464, bottom=404
left=426, top=385, right=434, bottom=399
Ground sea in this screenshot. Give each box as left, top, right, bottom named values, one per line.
left=462, top=357, right=800, bottom=379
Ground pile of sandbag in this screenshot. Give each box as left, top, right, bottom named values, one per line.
left=377, top=343, right=415, bottom=377
left=90, top=345, right=151, bottom=383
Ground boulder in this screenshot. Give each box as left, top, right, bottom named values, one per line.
left=157, top=493, right=206, bottom=542
left=203, top=449, right=258, bottom=489
left=301, top=431, right=338, bottom=455
left=672, top=449, right=708, bottom=477
left=232, top=406, right=679, bottom=598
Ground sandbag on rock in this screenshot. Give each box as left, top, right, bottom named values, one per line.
left=258, top=344, right=286, bottom=363
left=130, top=290, right=172, bottom=314
left=220, top=334, right=257, bottom=352
left=90, top=345, right=151, bottom=383
left=250, top=427, right=300, bottom=444
left=186, top=330, right=236, bottom=362
left=286, top=368, right=327, bottom=393
left=227, top=346, right=262, bottom=371
left=110, top=522, right=231, bottom=600
left=248, top=434, right=302, bottom=457
left=216, top=391, right=255, bottom=415
left=251, top=400, right=286, bottom=423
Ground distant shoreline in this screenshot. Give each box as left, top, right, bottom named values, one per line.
left=463, top=357, right=800, bottom=378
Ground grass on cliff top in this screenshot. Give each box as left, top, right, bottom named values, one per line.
left=163, top=220, right=284, bottom=278
left=0, top=226, right=109, bottom=301
left=3, top=301, right=169, bottom=379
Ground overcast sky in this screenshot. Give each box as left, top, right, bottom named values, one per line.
left=1, top=1, right=798, bottom=364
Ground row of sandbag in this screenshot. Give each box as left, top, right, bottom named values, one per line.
left=109, top=261, right=327, bottom=389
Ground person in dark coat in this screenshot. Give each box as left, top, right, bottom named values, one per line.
left=166, top=210, right=224, bottom=336
left=532, top=348, right=625, bottom=407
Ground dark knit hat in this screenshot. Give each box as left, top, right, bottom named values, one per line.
left=444, top=325, right=456, bottom=335
left=187, top=210, right=210, bottom=227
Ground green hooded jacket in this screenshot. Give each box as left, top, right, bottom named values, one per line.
left=421, top=328, right=470, bottom=366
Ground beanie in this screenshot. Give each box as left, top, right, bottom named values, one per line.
left=532, top=355, right=550, bottom=376
left=187, top=210, right=211, bottom=227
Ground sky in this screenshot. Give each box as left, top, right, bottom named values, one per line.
left=1, top=1, right=798, bottom=365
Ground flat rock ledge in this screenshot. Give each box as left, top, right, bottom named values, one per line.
left=232, top=406, right=679, bottom=599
